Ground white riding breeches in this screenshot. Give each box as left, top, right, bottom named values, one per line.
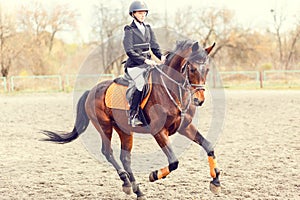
left=127, top=67, right=147, bottom=91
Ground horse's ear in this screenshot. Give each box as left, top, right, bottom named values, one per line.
left=192, top=42, right=199, bottom=52
left=205, top=42, right=215, bottom=55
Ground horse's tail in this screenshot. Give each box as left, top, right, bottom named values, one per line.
left=41, top=90, right=90, bottom=144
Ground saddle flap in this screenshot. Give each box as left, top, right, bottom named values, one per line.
left=113, top=72, right=132, bottom=86
left=105, top=73, right=152, bottom=110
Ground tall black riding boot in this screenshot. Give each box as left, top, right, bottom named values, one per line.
left=129, top=90, right=143, bottom=127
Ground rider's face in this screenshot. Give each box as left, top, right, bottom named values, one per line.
left=133, top=11, right=147, bottom=22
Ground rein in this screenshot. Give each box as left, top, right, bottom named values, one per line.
left=154, top=64, right=192, bottom=129
left=155, top=64, right=192, bottom=111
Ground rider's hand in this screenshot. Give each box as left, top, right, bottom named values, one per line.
left=144, top=59, right=157, bottom=66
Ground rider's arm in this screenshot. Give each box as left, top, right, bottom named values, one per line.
left=123, top=25, right=147, bottom=65
left=147, top=24, right=163, bottom=61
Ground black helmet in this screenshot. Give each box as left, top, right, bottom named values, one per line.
left=129, top=1, right=148, bottom=16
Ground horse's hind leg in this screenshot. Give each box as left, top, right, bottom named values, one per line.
left=89, top=119, right=132, bottom=194
left=114, top=126, right=146, bottom=200
left=178, top=123, right=221, bottom=194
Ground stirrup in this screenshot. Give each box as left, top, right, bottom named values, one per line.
left=129, top=115, right=143, bottom=127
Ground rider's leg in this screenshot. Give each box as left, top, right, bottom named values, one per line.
left=127, top=67, right=146, bottom=126
left=129, top=89, right=143, bottom=126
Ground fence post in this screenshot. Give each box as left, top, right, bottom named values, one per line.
left=0, top=77, right=7, bottom=92
left=259, top=70, right=263, bottom=88
left=10, top=76, right=15, bottom=91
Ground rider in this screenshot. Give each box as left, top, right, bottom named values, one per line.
left=123, top=0, right=165, bottom=127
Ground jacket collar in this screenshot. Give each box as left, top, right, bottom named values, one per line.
left=130, top=21, right=150, bottom=42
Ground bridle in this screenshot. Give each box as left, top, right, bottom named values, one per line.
left=153, top=54, right=209, bottom=128
left=183, top=59, right=208, bottom=93
left=154, top=64, right=191, bottom=113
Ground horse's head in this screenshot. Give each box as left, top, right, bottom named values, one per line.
left=165, top=40, right=215, bottom=106
left=185, top=42, right=215, bottom=106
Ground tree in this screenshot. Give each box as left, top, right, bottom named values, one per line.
left=284, top=18, right=300, bottom=69
left=0, top=10, right=19, bottom=77
left=270, top=9, right=285, bottom=69
left=47, top=4, right=77, bottom=53
left=270, top=8, right=300, bottom=69
left=91, top=1, right=128, bottom=74
left=17, top=2, right=77, bottom=75
left=172, top=6, right=256, bottom=69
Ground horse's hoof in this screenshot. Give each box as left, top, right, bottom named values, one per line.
left=209, top=181, right=221, bottom=195
left=122, top=185, right=132, bottom=195
left=149, top=172, right=155, bottom=182
left=149, top=170, right=158, bottom=182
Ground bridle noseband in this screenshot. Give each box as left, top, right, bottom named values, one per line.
left=154, top=56, right=208, bottom=111
left=181, top=58, right=209, bottom=97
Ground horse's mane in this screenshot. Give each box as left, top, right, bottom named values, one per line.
left=174, top=39, right=195, bottom=52
left=166, top=39, right=207, bottom=63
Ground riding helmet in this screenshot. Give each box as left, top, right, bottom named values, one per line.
left=129, top=1, right=149, bottom=16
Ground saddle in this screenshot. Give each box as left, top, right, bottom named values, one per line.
left=104, top=70, right=152, bottom=111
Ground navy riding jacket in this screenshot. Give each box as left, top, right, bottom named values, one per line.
left=123, top=21, right=162, bottom=68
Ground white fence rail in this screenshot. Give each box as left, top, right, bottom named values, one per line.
left=0, top=70, right=299, bottom=93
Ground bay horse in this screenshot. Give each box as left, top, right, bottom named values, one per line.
left=42, top=39, right=221, bottom=199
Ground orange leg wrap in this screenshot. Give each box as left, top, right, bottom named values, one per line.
left=208, top=156, right=217, bottom=178
left=157, top=166, right=170, bottom=180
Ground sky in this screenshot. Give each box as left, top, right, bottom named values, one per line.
left=1, top=0, right=299, bottom=43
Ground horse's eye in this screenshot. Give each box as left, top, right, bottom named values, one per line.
left=190, top=68, right=196, bottom=73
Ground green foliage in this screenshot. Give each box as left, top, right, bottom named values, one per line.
left=258, top=63, right=273, bottom=71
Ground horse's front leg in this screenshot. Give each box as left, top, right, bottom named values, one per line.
left=149, top=129, right=179, bottom=182
left=178, top=123, right=221, bottom=194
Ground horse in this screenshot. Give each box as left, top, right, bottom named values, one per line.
left=42, top=39, right=221, bottom=199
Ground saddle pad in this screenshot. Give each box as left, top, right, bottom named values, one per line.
left=105, top=78, right=152, bottom=110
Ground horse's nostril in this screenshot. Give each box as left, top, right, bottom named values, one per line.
left=194, top=98, right=204, bottom=106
